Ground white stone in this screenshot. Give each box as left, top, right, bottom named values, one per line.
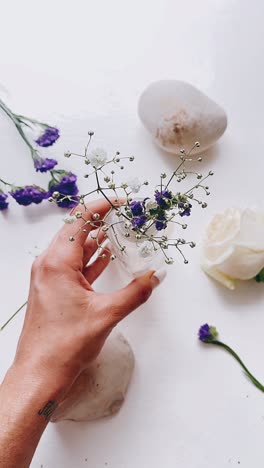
left=51, top=331, right=135, bottom=422
left=138, top=80, right=227, bottom=155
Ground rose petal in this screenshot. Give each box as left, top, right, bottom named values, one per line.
left=238, top=208, right=264, bottom=251
left=202, top=262, right=235, bottom=290
left=217, top=244, right=264, bottom=280
left=203, top=208, right=241, bottom=263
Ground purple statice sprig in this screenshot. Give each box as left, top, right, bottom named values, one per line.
left=198, top=324, right=264, bottom=393
left=62, top=135, right=213, bottom=266
left=0, top=177, right=48, bottom=207
left=0, top=98, right=80, bottom=210
left=0, top=190, right=8, bottom=210
left=10, top=185, right=48, bottom=206
left=0, top=98, right=59, bottom=173
left=35, top=127, right=60, bottom=147
left=48, top=170, right=79, bottom=209
left=0, top=170, right=79, bottom=210
left=34, top=157, right=58, bottom=173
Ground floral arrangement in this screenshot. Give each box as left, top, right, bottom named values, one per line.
left=0, top=131, right=214, bottom=331
left=1, top=95, right=263, bottom=406
left=46, top=133, right=215, bottom=266
left=201, top=208, right=264, bottom=289
left=198, top=324, right=264, bottom=392
left=0, top=98, right=79, bottom=210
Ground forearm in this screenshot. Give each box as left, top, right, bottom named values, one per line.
left=0, top=363, right=68, bottom=468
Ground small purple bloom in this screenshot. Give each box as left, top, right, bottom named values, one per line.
left=131, top=215, right=147, bottom=229
left=0, top=192, right=8, bottom=210
left=155, top=190, right=172, bottom=208
left=49, top=172, right=79, bottom=209
left=35, top=127, right=60, bottom=147
left=155, top=215, right=167, bottom=231
left=49, top=172, right=78, bottom=196
left=130, top=200, right=143, bottom=216
left=198, top=324, right=218, bottom=343
left=34, top=157, right=58, bottom=173
left=179, top=202, right=192, bottom=217
left=198, top=324, right=211, bottom=342
left=10, top=186, right=48, bottom=206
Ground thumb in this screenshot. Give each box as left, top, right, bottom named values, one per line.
left=106, top=269, right=166, bottom=326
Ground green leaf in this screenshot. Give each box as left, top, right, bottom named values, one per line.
left=255, top=268, right=264, bottom=282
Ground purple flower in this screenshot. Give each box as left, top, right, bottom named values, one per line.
left=35, top=127, right=60, bottom=147
left=130, top=200, right=143, bottom=216
left=10, top=186, right=48, bottom=206
left=0, top=192, right=8, bottom=210
left=49, top=172, right=79, bottom=209
left=50, top=172, right=78, bottom=196
left=131, top=215, right=147, bottom=229
left=198, top=324, right=218, bottom=343
left=198, top=325, right=264, bottom=392
left=155, top=190, right=172, bottom=208
left=155, top=215, right=167, bottom=231
left=34, top=157, right=58, bottom=173
left=179, top=202, right=192, bottom=217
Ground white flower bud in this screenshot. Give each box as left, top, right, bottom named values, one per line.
left=126, top=177, right=141, bottom=193
left=63, top=216, right=76, bottom=224
left=88, top=148, right=108, bottom=168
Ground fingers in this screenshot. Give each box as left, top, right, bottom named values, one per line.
left=48, top=199, right=118, bottom=266
left=103, top=269, right=166, bottom=327
left=83, top=229, right=106, bottom=266
left=56, top=198, right=113, bottom=248
left=83, top=246, right=111, bottom=284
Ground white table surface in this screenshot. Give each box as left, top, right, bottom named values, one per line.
left=1, top=1, right=264, bottom=467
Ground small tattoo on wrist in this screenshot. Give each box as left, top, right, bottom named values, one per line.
left=38, top=401, right=58, bottom=421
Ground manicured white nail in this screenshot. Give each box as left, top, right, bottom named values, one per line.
left=152, top=268, right=167, bottom=287
left=103, top=239, right=111, bottom=248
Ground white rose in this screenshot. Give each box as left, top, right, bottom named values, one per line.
left=202, top=208, right=264, bottom=289
left=89, top=148, right=107, bottom=168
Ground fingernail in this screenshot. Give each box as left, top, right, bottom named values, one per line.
left=151, top=269, right=167, bottom=288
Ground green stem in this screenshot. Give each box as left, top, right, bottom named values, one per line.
left=0, top=98, right=16, bottom=121
left=165, top=159, right=185, bottom=190
left=0, top=99, right=37, bottom=159
left=211, top=340, right=264, bottom=392
left=15, top=122, right=36, bottom=155
left=14, top=114, right=51, bottom=128
left=0, top=178, right=14, bottom=188
left=0, top=301, right=27, bottom=332
left=95, top=171, right=116, bottom=209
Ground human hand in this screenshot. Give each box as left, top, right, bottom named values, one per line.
left=14, top=198, right=165, bottom=399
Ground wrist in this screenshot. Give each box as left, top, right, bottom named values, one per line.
left=7, top=359, right=75, bottom=405
left=0, top=358, right=73, bottom=467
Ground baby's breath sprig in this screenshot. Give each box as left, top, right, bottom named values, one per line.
left=63, top=133, right=214, bottom=266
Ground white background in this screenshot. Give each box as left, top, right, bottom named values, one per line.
left=1, top=0, right=264, bottom=467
